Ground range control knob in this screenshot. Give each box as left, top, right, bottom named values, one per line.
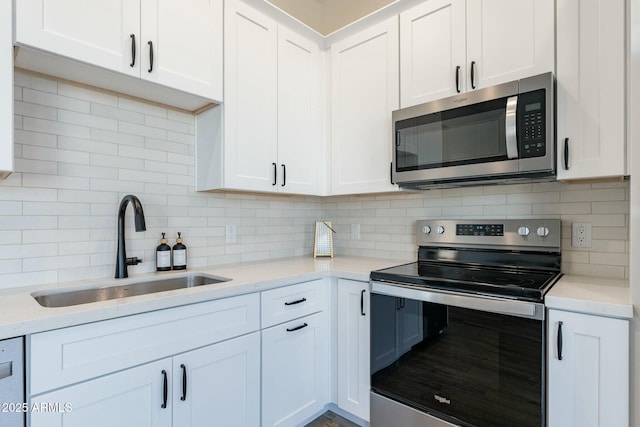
left=517, top=226, right=530, bottom=237
left=537, top=226, right=550, bottom=237
left=422, top=226, right=431, bottom=234
left=436, top=225, right=445, bottom=234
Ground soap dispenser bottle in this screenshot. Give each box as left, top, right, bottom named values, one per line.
left=172, top=232, right=187, bottom=270
left=156, top=233, right=171, bottom=271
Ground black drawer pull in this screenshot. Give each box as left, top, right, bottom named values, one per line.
left=272, top=162, right=277, bottom=186
left=281, top=164, right=286, bottom=187
left=470, top=60, right=477, bottom=89
left=284, top=297, right=307, bottom=306
left=455, top=65, right=461, bottom=93
left=563, top=138, right=570, bottom=170
left=360, top=289, right=365, bottom=316
left=130, top=34, right=136, bottom=67
left=180, top=364, right=187, bottom=401
left=287, top=323, right=308, bottom=332
left=557, top=321, right=564, bottom=360
left=161, top=369, right=168, bottom=409
left=148, top=41, right=154, bottom=73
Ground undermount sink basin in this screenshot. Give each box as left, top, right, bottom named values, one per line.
left=32, top=274, right=231, bottom=308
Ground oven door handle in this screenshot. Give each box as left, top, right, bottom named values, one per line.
left=505, top=95, right=519, bottom=159
left=371, top=281, right=544, bottom=320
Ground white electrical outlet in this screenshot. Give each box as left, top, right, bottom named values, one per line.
left=571, top=222, right=592, bottom=248
left=351, top=223, right=361, bottom=240
left=225, top=225, right=237, bottom=244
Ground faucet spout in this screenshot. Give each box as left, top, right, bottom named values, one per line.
left=115, top=195, right=146, bottom=279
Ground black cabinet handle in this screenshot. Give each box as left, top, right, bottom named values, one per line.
left=272, top=162, right=277, bottom=186
left=180, top=364, right=187, bottom=401
left=130, top=34, right=136, bottom=67
left=470, top=61, right=477, bottom=89
left=360, top=289, right=365, bottom=316
left=286, top=323, right=308, bottom=332
left=148, top=41, right=154, bottom=73
left=557, top=321, right=564, bottom=361
left=281, top=164, right=286, bottom=187
left=161, top=369, right=168, bottom=409
left=563, top=138, right=570, bottom=170
left=455, top=66, right=461, bottom=93
left=390, top=162, right=394, bottom=185
left=284, top=297, right=306, bottom=306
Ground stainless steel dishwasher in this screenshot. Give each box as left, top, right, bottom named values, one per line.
left=0, top=337, right=25, bottom=427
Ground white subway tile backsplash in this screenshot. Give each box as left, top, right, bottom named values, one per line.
left=0, top=71, right=630, bottom=290
left=23, top=88, right=90, bottom=113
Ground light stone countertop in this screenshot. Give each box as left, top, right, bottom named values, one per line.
left=0, top=256, right=405, bottom=341
left=546, top=275, right=633, bottom=319
left=0, top=256, right=632, bottom=341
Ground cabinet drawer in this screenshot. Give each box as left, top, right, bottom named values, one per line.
left=30, top=293, right=260, bottom=395
left=261, top=280, right=326, bottom=328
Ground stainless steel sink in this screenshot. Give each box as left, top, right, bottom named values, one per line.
left=32, top=274, right=231, bottom=308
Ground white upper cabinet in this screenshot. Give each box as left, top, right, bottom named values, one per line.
left=1, top=0, right=13, bottom=179
left=16, top=0, right=141, bottom=78
left=198, top=0, right=324, bottom=195
left=140, top=0, right=223, bottom=101
left=15, top=0, right=223, bottom=108
left=223, top=0, right=278, bottom=193
left=276, top=26, right=324, bottom=195
left=556, top=0, right=626, bottom=180
left=400, top=0, right=554, bottom=108
left=330, top=16, right=400, bottom=195
left=466, top=0, right=554, bottom=90
left=400, top=0, right=466, bottom=107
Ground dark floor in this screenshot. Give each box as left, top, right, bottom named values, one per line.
left=305, top=411, right=361, bottom=427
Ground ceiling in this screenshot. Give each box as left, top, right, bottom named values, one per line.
left=267, top=0, right=396, bottom=35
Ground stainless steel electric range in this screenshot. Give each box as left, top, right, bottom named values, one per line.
left=369, top=219, right=562, bottom=427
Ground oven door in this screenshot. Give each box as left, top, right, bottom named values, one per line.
left=370, top=282, right=545, bottom=427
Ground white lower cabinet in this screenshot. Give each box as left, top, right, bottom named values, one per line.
left=262, top=312, right=329, bottom=427
left=261, top=280, right=330, bottom=427
left=31, top=358, right=172, bottom=427
left=547, top=309, right=629, bottom=427
left=172, top=333, right=261, bottom=427
left=336, top=279, right=370, bottom=421
left=31, top=333, right=260, bottom=427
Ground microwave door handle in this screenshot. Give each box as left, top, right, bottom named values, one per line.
left=505, top=95, right=518, bottom=159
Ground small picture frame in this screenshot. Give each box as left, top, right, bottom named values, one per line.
left=314, top=221, right=334, bottom=257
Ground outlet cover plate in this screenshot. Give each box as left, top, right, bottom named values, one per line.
left=225, top=224, right=237, bottom=244
left=571, top=222, right=592, bottom=248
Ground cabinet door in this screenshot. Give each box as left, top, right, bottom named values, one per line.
left=397, top=298, right=423, bottom=356
left=331, top=17, right=399, bottom=195
left=0, top=0, right=12, bottom=178
left=224, top=0, right=278, bottom=192
left=262, top=312, right=329, bottom=427
left=15, top=0, right=140, bottom=78
left=173, top=332, right=260, bottom=427
left=30, top=359, right=172, bottom=427
left=399, top=0, right=466, bottom=107
left=466, top=0, right=554, bottom=90
left=337, top=280, right=370, bottom=421
left=548, top=310, right=629, bottom=427
left=277, top=26, right=324, bottom=195
left=556, top=0, right=626, bottom=180
left=140, top=0, right=223, bottom=101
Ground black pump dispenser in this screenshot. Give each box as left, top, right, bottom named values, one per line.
left=172, top=232, right=187, bottom=270
left=156, top=233, right=171, bottom=271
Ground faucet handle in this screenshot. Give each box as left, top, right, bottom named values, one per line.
left=126, top=257, right=142, bottom=266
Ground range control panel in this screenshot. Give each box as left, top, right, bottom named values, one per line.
left=416, top=219, right=561, bottom=251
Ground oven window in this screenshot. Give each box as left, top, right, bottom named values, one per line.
left=371, top=294, right=543, bottom=427
left=395, top=98, right=508, bottom=171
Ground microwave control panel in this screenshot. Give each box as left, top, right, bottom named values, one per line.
left=518, top=89, right=546, bottom=158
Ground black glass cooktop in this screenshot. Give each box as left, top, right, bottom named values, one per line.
left=370, top=261, right=561, bottom=302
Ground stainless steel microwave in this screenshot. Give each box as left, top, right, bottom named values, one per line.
left=392, top=72, right=555, bottom=188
